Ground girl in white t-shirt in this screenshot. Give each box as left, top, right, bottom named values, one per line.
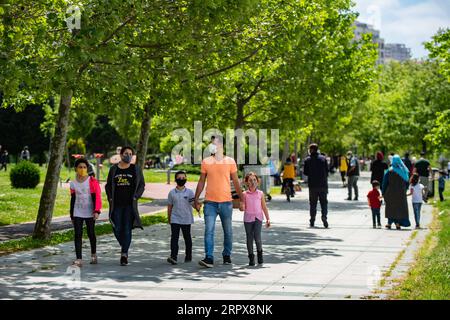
left=407, top=173, right=425, bottom=229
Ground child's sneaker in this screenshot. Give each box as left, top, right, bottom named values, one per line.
left=167, top=257, right=177, bottom=265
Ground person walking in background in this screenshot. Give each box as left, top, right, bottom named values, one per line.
left=20, top=146, right=30, bottom=161
left=402, top=152, right=413, bottom=175
left=414, top=152, right=431, bottom=203
left=303, top=143, right=329, bottom=228
left=407, top=173, right=426, bottom=229
left=370, top=151, right=388, bottom=185
left=388, top=153, right=394, bottom=166
left=338, top=154, right=348, bottom=187
left=438, top=171, right=446, bottom=202
left=382, top=155, right=411, bottom=230
left=290, top=152, right=298, bottom=176
left=70, top=158, right=102, bottom=267
left=242, top=172, right=271, bottom=266
left=281, top=157, right=296, bottom=198
left=346, top=151, right=360, bottom=201
left=105, top=146, right=146, bottom=266
left=0, top=149, right=9, bottom=171
left=447, top=161, right=450, bottom=180
left=367, top=180, right=382, bottom=229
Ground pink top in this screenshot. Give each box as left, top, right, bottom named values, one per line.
left=243, top=189, right=264, bottom=223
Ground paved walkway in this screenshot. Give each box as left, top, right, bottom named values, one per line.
left=0, top=172, right=433, bottom=300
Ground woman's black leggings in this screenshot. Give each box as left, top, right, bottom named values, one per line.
left=73, top=217, right=96, bottom=259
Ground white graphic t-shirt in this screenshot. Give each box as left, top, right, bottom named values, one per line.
left=70, top=178, right=94, bottom=218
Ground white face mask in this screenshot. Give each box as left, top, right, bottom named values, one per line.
left=209, top=144, right=217, bottom=154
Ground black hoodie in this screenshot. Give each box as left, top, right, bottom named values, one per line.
left=303, top=152, right=328, bottom=190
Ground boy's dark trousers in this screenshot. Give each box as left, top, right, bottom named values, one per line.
left=439, top=188, right=445, bottom=202
left=371, top=208, right=381, bottom=226
left=170, top=223, right=192, bottom=260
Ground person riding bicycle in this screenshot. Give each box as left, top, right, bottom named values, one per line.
left=282, top=157, right=296, bottom=198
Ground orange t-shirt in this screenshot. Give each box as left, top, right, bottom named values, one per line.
left=201, top=156, right=238, bottom=202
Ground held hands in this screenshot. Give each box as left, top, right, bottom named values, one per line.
left=196, top=202, right=203, bottom=218
left=194, top=199, right=202, bottom=212
left=265, top=220, right=271, bottom=228
left=239, top=201, right=245, bottom=212
left=93, top=212, right=100, bottom=220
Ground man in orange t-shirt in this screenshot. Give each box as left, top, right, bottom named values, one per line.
left=194, top=136, right=244, bottom=268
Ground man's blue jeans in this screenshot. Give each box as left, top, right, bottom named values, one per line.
left=203, top=201, right=233, bottom=261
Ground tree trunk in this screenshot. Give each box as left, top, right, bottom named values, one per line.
left=294, top=136, right=298, bottom=157
left=33, top=89, right=73, bottom=240
left=235, top=100, right=245, bottom=130
left=136, top=99, right=153, bottom=169
left=279, top=137, right=290, bottom=172
left=422, top=139, right=427, bottom=154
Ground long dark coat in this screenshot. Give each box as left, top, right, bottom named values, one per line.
left=382, top=170, right=409, bottom=220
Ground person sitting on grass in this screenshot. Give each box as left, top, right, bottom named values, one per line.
left=70, top=158, right=102, bottom=267
left=167, top=171, right=201, bottom=265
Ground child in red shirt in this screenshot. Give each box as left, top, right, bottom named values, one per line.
left=367, top=180, right=382, bottom=229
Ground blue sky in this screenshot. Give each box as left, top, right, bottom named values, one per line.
left=353, top=0, right=450, bottom=58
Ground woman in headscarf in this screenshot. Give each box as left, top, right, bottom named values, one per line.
left=370, top=151, right=388, bottom=185
left=382, top=155, right=411, bottom=230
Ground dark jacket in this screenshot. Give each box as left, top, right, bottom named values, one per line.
left=303, top=153, right=328, bottom=190
left=370, top=159, right=388, bottom=184
left=382, top=170, right=409, bottom=222
left=105, top=164, right=145, bottom=230
left=402, top=157, right=413, bottom=173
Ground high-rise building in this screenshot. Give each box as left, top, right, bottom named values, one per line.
left=354, top=21, right=385, bottom=64
left=384, top=43, right=412, bottom=62
left=353, top=21, right=411, bottom=64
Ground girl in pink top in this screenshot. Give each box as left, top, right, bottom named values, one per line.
left=242, top=172, right=271, bottom=266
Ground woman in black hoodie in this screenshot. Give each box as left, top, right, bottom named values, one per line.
left=371, top=151, right=388, bottom=185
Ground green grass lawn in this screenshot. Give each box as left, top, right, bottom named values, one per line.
left=388, top=187, right=450, bottom=299
left=0, top=164, right=156, bottom=226
left=143, top=168, right=200, bottom=183
left=0, top=166, right=75, bottom=226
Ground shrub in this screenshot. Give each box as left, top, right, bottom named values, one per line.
left=10, top=161, right=40, bottom=189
